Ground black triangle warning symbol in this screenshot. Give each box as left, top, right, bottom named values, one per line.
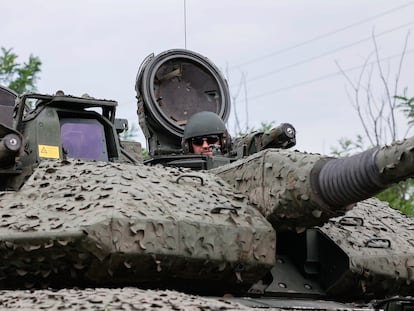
left=41, top=147, right=47, bottom=154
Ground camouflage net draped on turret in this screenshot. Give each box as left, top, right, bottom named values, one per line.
left=213, top=149, right=333, bottom=232
left=213, top=136, right=414, bottom=232
left=0, top=159, right=275, bottom=289
left=0, top=287, right=249, bottom=310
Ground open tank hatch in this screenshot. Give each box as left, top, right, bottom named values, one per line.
left=136, top=49, right=230, bottom=155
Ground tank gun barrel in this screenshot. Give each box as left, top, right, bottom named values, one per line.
left=213, top=136, right=414, bottom=232
left=316, top=137, right=414, bottom=208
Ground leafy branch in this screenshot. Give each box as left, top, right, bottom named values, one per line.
left=0, top=47, right=42, bottom=94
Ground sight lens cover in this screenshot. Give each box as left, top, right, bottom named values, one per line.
left=136, top=49, right=230, bottom=139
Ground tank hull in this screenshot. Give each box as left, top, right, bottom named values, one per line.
left=0, top=159, right=275, bottom=291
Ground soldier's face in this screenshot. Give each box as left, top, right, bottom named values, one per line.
left=191, top=135, right=220, bottom=157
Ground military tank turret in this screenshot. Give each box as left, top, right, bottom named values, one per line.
left=0, top=50, right=413, bottom=310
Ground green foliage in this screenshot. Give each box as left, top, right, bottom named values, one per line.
left=119, top=123, right=139, bottom=141
left=330, top=135, right=364, bottom=157
left=376, top=180, right=414, bottom=216
left=395, top=91, right=414, bottom=126
left=238, top=120, right=275, bottom=136
left=258, top=121, right=275, bottom=132
left=0, top=47, right=42, bottom=94
left=141, top=148, right=149, bottom=160
left=119, top=123, right=149, bottom=160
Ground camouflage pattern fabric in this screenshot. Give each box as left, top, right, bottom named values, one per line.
left=0, top=287, right=250, bottom=310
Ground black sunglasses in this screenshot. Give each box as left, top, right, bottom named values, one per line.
left=191, top=135, right=220, bottom=146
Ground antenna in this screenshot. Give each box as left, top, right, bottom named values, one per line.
left=183, top=0, right=187, bottom=48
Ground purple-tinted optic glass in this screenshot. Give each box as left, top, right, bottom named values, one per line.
left=61, top=122, right=104, bottom=160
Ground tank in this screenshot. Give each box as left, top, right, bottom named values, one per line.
left=0, top=49, right=413, bottom=310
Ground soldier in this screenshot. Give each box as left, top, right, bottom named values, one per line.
left=182, top=111, right=231, bottom=157
left=182, top=111, right=296, bottom=159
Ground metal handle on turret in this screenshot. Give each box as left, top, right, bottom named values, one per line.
left=364, top=238, right=391, bottom=249
left=175, top=174, right=204, bottom=186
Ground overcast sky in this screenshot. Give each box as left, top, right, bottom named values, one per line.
left=2, top=0, right=414, bottom=154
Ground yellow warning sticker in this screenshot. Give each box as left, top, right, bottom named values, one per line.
left=38, top=145, right=60, bottom=159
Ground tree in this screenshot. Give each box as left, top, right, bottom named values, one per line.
left=236, top=120, right=276, bottom=136
left=119, top=123, right=139, bottom=142
left=119, top=123, right=149, bottom=160
left=0, top=47, right=42, bottom=94
left=332, top=32, right=414, bottom=215
left=396, top=90, right=414, bottom=135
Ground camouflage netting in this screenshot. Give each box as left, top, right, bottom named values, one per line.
left=212, top=149, right=345, bottom=232
left=0, top=287, right=250, bottom=310
left=213, top=137, right=414, bottom=232
left=321, top=197, right=414, bottom=296
left=0, top=159, right=275, bottom=289
left=375, top=136, right=414, bottom=183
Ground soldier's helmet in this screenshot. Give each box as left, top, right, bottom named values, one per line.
left=182, top=111, right=231, bottom=154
